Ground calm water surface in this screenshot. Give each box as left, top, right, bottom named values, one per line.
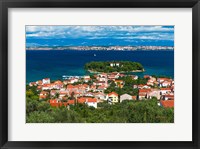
left=26, top=50, right=174, bottom=83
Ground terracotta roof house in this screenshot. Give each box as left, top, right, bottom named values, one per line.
left=67, top=100, right=75, bottom=105
left=49, top=99, right=60, bottom=107
left=39, top=91, right=49, bottom=99
left=160, top=100, right=174, bottom=108
left=114, top=80, right=124, bottom=88
left=42, top=84, right=52, bottom=90
left=138, top=89, right=151, bottom=100
left=42, top=78, right=50, bottom=84
left=77, top=97, right=97, bottom=108
left=144, top=75, right=151, bottom=79
left=106, top=92, right=119, bottom=104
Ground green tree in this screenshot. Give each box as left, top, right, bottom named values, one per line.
left=26, top=111, right=55, bottom=123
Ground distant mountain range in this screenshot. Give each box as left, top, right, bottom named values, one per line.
left=26, top=46, right=174, bottom=51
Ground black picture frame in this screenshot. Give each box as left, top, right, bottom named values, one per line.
left=0, top=0, right=199, bottom=148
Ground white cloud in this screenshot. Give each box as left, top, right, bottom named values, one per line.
left=26, top=25, right=174, bottom=41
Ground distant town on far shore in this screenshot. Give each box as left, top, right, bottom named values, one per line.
left=26, top=46, right=174, bottom=51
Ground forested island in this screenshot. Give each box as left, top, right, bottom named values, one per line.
left=84, top=61, right=144, bottom=73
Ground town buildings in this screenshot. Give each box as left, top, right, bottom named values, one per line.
left=106, top=92, right=119, bottom=104
left=120, top=94, right=133, bottom=102
left=29, top=73, right=174, bottom=109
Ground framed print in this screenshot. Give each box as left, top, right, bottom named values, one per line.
left=0, top=0, right=200, bottom=149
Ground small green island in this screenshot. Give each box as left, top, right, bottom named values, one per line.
left=84, top=61, right=144, bottom=73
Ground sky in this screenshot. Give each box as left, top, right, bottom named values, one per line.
left=26, top=26, right=174, bottom=47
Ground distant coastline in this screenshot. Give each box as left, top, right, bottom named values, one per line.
left=87, top=69, right=145, bottom=73
left=26, top=46, right=174, bottom=51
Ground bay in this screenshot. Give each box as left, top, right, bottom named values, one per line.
left=26, top=50, right=174, bottom=83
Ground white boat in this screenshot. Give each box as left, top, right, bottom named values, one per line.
left=94, top=54, right=96, bottom=56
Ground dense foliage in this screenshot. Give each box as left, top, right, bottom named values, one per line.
left=151, top=75, right=172, bottom=79
left=84, top=61, right=144, bottom=73
left=26, top=86, right=174, bottom=123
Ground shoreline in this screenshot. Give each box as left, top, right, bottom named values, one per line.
left=87, top=69, right=145, bottom=74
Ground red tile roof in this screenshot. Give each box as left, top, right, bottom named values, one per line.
left=77, top=97, right=97, bottom=103
left=83, top=84, right=89, bottom=87
left=115, top=80, right=123, bottom=82
left=40, top=91, right=49, bottom=95
left=160, top=88, right=171, bottom=91
left=60, top=91, right=67, bottom=95
left=43, top=84, right=51, bottom=87
left=63, top=102, right=68, bottom=106
left=160, top=100, right=174, bottom=108
left=144, top=75, right=151, bottom=79
left=139, top=89, right=151, bottom=93
left=165, top=94, right=174, bottom=97
left=67, top=84, right=74, bottom=87
left=50, top=103, right=59, bottom=107
left=54, top=80, right=63, bottom=85
left=29, top=82, right=36, bottom=85
left=108, top=92, right=118, bottom=96
left=49, top=99, right=58, bottom=103
left=43, top=78, right=50, bottom=80
left=84, top=78, right=90, bottom=80
left=112, top=72, right=119, bottom=75
left=132, top=96, right=137, bottom=100
left=158, top=78, right=172, bottom=82
left=67, top=100, right=75, bottom=105
left=87, top=98, right=97, bottom=102
left=77, top=98, right=85, bottom=103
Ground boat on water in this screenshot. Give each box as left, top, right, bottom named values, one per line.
left=94, top=54, right=96, bottom=56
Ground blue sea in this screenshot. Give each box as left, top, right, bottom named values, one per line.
left=26, top=50, right=174, bottom=83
